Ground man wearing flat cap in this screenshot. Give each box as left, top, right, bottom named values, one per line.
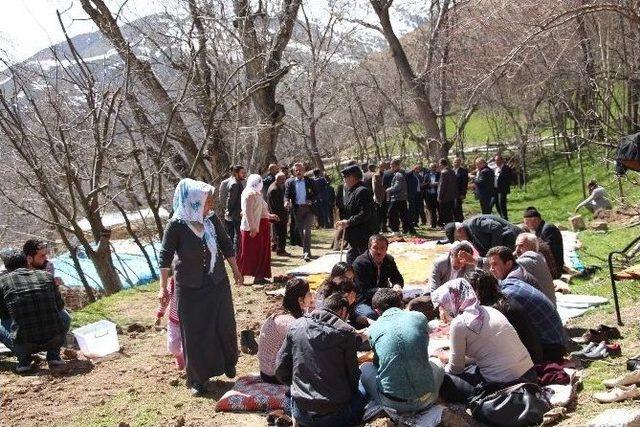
left=336, top=164, right=377, bottom=264
left=522, top=206, right=564, bottom=278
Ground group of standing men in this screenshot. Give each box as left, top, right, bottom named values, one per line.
left=218, top=162, right=335, bottom=263
left=217, top=153, right=515, bottom=267
left=364, top=157, right=469, bottom=234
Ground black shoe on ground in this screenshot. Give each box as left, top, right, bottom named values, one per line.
left=190, top=381, right=207, bottom=396
left=240, top=329, right=259, bottom=355
left=224, top=365, right=237, bottom=379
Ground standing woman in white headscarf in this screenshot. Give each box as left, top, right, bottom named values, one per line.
left=158, top=178, right=244, bottom=396
left=238, top=174, right=280, bottom=284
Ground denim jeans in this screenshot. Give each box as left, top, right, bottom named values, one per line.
left=291, top=386, right=367, bottom=427
left=359, top=362, right=444, bottom=413
left=0, top=309, right=71, bottom=366
left=225, top=219, right=241, bottom=254
left=354, top=302, right=378, bottom=321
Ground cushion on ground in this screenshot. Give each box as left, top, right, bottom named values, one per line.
left=215, top=375, right=288, bottom=412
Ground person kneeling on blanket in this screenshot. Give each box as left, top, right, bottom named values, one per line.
left=360, top=288, right=445, bottom=413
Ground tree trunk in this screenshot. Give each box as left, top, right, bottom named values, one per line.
left=233, top=0, right=302, bottom=170
left=84, top=232, right=122, bottom=295
left=59, top=232, right=95, bottom=302
left=80, top=0, right=212, bottom=182
left=308, top=119, right=324, bottom=171
left=371, top=1, right=446, bottom=158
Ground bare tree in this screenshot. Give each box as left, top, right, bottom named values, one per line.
left=79, top=0, right=215, bottom=182
left=232, top=0, right=302, bottom=169
left=0, top=30, right=128, bottom=295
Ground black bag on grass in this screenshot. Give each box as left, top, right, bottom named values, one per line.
left=468, top=382, right=551, bottom=427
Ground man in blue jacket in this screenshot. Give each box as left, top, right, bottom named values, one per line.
left=285, top=163, right=317, bottom=261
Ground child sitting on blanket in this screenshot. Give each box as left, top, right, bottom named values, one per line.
left=155, top=272, right=184, bottom=370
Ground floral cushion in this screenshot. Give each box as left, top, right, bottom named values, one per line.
left=215, top=375, right=288, bottom=412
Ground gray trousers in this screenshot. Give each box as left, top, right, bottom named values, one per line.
left=294, top=205, right=314, bottom=256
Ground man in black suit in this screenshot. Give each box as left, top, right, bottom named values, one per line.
left=381, top=161, right=394, bottom=232
left=437, top=158, right=458, bottom=225
left=352, top=234, right=404, bottom=320
left=423, top=163, right=440, bottom=228
left=336, top=165, right=377, bottom=264
left=472, top=157, right=494, bottom=215
left=522, top=207, right=564, bottom=278
left=453, top=157, right=468, bottom=222
left=225, top=165, right=246, bottom=253
left=285, top=163, right=317, bottom=261
left=444, top=214, right=522, bottom=257
left=267, top=172, right=289, bottom=256
left=493, top=155, right=513, bottom=220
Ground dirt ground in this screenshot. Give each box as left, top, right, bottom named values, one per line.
left=1, top=228, right=638, bottom=427
left=0, top=232, right=337, bottom=427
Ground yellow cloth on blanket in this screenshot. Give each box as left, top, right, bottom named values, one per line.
left=388, top=242, right=451, bottom=285
left=306, top=273, right=328, bottom=290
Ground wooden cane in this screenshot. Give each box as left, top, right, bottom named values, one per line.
left=339, top=228, right=345, bottom=263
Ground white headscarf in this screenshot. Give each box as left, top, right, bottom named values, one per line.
left=241, top=174, right=264, bottom=213
left=171, top=178, right=218, bottom=273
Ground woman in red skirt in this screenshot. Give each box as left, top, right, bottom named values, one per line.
left=238, top=174, right=280, bottom=284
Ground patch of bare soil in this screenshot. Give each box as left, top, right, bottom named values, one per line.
left=0, top=239, right=331, bottom=427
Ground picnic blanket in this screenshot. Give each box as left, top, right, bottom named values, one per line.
left=556, top=294, right=608, bottom=324
left=215, top=375, right=288, bottom=412
left=287, top=242, right=451, bottom=285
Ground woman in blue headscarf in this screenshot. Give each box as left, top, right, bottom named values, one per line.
left=158, top=178, right=244, bottom=396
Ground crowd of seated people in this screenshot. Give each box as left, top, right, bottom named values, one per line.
left=252, top=208, right=567, bottom=426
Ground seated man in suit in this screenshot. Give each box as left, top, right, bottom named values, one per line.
left=352, top=234, right=404, bottom=320
left=428, top=241, right=476, bottom=293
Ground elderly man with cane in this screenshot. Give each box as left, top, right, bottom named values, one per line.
left=335, top=164, right=377, bottom=265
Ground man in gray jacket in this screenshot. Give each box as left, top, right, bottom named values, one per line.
left=385, top=159, right=414, bottom=234
left=276, top=293, right=366, bottom=426
left=515, top=233, right=557, bottom=306
left=428, top=241, right=476, bottom=293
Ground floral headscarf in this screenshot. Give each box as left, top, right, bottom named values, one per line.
left=431, top=278, right=485, bottom=334
left=171, top=178, right=218, bottom=273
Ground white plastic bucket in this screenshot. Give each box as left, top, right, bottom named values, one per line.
left=72, top=320, right=119, bottom=357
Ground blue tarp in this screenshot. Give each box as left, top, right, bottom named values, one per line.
left=51, top=242, right=161, bottom=290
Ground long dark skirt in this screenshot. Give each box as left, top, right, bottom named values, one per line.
left=177, top=279, right=238, bottom=385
